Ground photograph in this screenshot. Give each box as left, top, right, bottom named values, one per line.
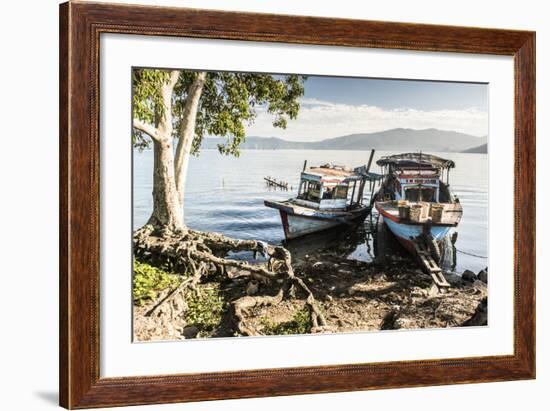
left=131, top=68, right=489, bottom=341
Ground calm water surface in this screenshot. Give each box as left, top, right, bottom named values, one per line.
left=133, top=149, right=488, bottom=273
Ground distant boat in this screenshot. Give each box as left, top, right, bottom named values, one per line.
left=374, top=152, right=463, bottom=254
left=265, top=154, right=382, bottom=240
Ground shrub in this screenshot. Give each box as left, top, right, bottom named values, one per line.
left=184, top=287, right=225, bottom=333
left=133, top=260, right=182, bottom=305
left=261, top=307, right=311, bottom=335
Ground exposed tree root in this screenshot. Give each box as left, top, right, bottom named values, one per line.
left=133, top=225, right=327, bottom=337
left=231, top=290, right=285, bottom=336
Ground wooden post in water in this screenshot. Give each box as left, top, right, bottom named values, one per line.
left=366, top=149, right=375, bottom=173
left=360, top=149, right=376, bottom=205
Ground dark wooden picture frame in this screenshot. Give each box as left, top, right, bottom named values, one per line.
left=59, top=1, right=535, bottom=408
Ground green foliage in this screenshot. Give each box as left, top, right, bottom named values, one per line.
left=132, top=69, right=170, bottom=150
left=184, top=287, right=225, bottom=333
left=133, top=260, right=181, bottom=305
left=132, top=68, right=306, bottom=155
left=261, top=308, right=312, bottom=335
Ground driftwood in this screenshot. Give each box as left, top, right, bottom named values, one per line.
left=133, top=225, right=327, bottom=336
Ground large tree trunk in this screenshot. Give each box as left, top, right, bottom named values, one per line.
left=134, top=70, right=206, bottom=231
left=147, top=139, right=184, bottom=230
left=144, top=70, right=183, bottom=231
left=175, top=72, right=207, bottom=208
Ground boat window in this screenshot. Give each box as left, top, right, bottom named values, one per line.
left=405, top=187, right=436, bottom=202
left=321, top=184, right=348, bottom=200
left=299, top=181, right=321, bottom=202
left=334, top=185, right=348, bottom=199
left=322, top=186, right=334, bottom=199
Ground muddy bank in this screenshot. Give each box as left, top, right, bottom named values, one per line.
left=133, top=246, right=487, bottom=342
left=243, top=253, right=487, bottom=336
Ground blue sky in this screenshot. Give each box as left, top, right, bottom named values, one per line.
left=246, top=75, right=488, bottom=141
left=302, top=76, right=487, bottom=111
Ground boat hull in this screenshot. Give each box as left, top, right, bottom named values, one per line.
left=381, top=215, right=451, bottom=253
left=265, top=200, right=370, bottom=240
left=280, top=210, right=368, bottom=240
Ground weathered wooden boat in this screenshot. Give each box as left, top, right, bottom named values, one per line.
left=265, top=156, right=381, bottom=240
left=374, top=153, right=463, bottom=255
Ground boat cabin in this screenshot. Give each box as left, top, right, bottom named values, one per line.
left=295, top=164, right=367, bottom=211
left=376, top=153, right=456, bottom=204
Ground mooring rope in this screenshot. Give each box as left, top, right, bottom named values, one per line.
left=456, top=248, right=487, bottom=259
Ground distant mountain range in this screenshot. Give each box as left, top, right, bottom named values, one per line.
left=200, top=128, right=487, bottom=153
left=461, top=143, right=488, bottom=153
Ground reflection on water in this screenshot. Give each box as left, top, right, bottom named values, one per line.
left=284, top=218, right=376, bottom=264
left=134, top=149, right=488, bottom=273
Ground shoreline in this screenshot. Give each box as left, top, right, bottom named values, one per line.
left=133, top=243, right=487, bottom=342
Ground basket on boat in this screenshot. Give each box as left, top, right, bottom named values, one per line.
left=398, top=205, right=410, bottom=219
left=430, top=204, right=444, bottom=223
left=419, top=202, right=430, bottom=219
left=409, top=204, right=423, bottom=222
left=397, top=200, right=410, bottom=219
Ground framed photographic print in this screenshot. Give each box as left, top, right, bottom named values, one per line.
left=59, top=1, right=535, bottom=408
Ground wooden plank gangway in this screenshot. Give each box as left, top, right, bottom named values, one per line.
left=264, top=176, right=290, bottom=190
left=412, top=236, right=451, bottom=291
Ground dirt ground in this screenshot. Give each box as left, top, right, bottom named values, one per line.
left=247, top=253, right=486, bottom=335
left=133, top=246, right=487, bottom=341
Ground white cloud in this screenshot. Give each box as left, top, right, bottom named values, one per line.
left=245, top=99, right=488, bottom=141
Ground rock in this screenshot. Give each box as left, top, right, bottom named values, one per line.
left=325, top=294, right=333, bottom=302
left=477, top=268, right=488, bottom=284
left=380, top=309, right=400, bottom=330
left=312, top=262, right=323, bottom=268
left=428, top=283, right=440, bottom=297
left=472, top=280, right=487, bottom=296
left=462, top=269, right=476, bottom=282
left=347, top=288, right=356, bottom=296
left=443, top=272, right=462, bottom=286
left=246, top=280, right=259, bottom=295
left=411, top=287, right=428, bottom=298
left=395, top=318, right=415, bottom=329
left=182, top=326, right=199, bottom=339
left=462, top=297, right=488, bottom=326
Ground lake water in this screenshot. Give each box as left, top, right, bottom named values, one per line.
left=133, top=149, right=488, bottom=273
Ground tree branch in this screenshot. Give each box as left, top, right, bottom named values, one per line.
left=156, top=70, right=181, bottom=137
left=174, top=71, right=207, bottom=203
left=133, top=118, right=160, bottom=142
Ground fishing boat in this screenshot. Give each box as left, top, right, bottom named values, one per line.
left=373, top=153, right=463, bottom=255
left=265, top=156, right=381, bottom=240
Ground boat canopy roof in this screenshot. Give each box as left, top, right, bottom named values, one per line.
left=303, top=163, right=383, bottom=183
left=304, top=164, right=363, bottom=182
left=376, top=153, right=455, bottom=169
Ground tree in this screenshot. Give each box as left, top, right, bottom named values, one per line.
left=132, top=69, right=306, bottom=232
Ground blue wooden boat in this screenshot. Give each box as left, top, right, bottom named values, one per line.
left=373, top=153, right=463, bottom=254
